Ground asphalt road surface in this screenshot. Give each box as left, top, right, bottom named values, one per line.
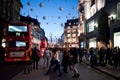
left=49, top=63, right=116, bottom=80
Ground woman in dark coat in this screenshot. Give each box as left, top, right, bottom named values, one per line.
left=61, top=48, right=70, bottom=73
left=32, top=46, right=40, bottom=70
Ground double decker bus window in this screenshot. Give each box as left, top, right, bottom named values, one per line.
left=8, top=25, right=27, bottom=32
left=7, top=25, right=28, bottom=36
left=6, top=41, right=27, bottom=47
left=6, top=41, right=16, bottom=47
left=16, top=41, right=26, bottom=47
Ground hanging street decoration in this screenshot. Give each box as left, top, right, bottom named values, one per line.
left=27, top=1, right=31, bottom=6
left=59, top=7, right=63, bottom=11
left=22, top=0, right=78, bottom=28
left=43, top=16, right=46, bottom=20
left=68, top=13, right=71, bottom=15
left=30, top=8, right=33, bottom=11
left=58, top=16, right=61, bottom=19
left=61, top=23, right=64, bottom=27
left=39, top=3, right=44, bottom=7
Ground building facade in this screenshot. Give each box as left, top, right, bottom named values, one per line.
left=0, top=0, right=22, bottom=22
left=64, top=19, right=79, bottom=48
left=78, top=0, right=120, bottom=49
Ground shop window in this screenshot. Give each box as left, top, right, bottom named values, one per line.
left=89, top=38, right=96, bottom=48
left=114, top=32, right=120, bottom=47
left=87, top=20, right=95, bottom=32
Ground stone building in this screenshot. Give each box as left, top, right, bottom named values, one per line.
left=64, top=19, right=79, bottom=48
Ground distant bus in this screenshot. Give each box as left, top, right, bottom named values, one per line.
left=40, top=38, right=47, bottom=57
left=4, top=22, right=40, bottom=62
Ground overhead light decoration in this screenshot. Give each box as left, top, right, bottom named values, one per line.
left=39, top=3, right=44, bottom=7
left=30, top=8, right=33, bottom=11
left=72, top=7, right=75, bottom=10
left=58, top=16, right=61, bottom=19
left=68, top=13, right=71, bottom=15
left=61, top=23, right=64, bottom=26
left=59, top=7, right=63, bottom=11
left=43, top=16, right=46, bottom=20
left=27, top=1, right=31, bottom=6
left=36, top=15, right=38, bottom=19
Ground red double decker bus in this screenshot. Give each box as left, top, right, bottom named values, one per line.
left=4, top=22, right=40, bottom=62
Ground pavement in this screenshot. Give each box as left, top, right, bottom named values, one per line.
left=92, top=65, right=120, bottom=80
left=84, top=60, right=120, bottom=80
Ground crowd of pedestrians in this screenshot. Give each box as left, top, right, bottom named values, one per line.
left=78, top=46, right=120, bottom=70
left=1, top=43, right=120, bottom=78
left=44, top=47, right=80, bottom=78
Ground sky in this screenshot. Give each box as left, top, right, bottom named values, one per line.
left=20, top=0, right=78, bottom=42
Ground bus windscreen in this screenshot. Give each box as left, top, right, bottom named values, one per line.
left=8, top=25, right=27, bottom=32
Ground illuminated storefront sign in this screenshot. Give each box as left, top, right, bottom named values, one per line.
left=89, top=38, right=96, bottom=48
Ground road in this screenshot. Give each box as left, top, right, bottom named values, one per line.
left=0, top=63, right=25, bottom=80
left=49, top=63, right=116, bottom=80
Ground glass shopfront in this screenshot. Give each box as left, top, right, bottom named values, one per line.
left=114, top=32, right=120, bottom=47
left=89, top=38, right=96, bottom=48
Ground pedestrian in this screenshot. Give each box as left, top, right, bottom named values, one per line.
left=61, top=48, right=70, bottom=73
left=43, top=48, right=52, bottom=68
left=78, top=48, right=84, bottom=63
left=24, top=48, right=32, bottom=74
left=98, top=47, right=105, bottom=66
left=0, top=46, right=5, bottom=64
left=70, top=47, right=80, bottom=78
left=90, top=47, right=97, bottom=66
left=112, top=47, right=119, bottom=68
left=45, top=48, right=62, bottom=76
left=31, top=46, right=40, bottom=70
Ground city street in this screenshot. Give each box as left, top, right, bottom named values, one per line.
left=0, top=0, right=120, bottom=80
left=10, top=58, right=115, bottom=80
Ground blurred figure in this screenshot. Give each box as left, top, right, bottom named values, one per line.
left=98, top=47, right=105, bottom=66
left=43, top=48, right=52, bottom=68
left=61, top=48, right=70, bottom=73
left=78, top=48, right=84, bottom=63
left=70, top=47, right=80, bottom=78
left=32, top=46, right=40, bottom=70
left=24, top=48, right=32, bottom=74
left=0, top=46, right=5, bottom=64
left=45, top=48, right=62, bottom=76
left=112, top=47, right=119, bottom=68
